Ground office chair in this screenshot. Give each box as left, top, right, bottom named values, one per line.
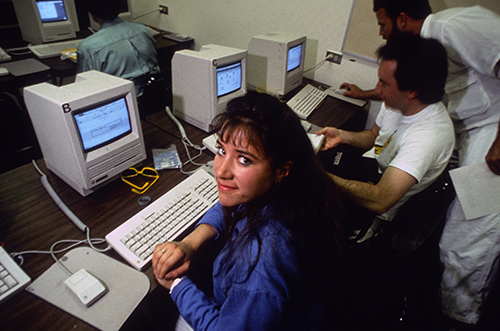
left=342, top=169, right=456, bottom=329
left=382, top=169, right=456, bottom=328
left=137, top=73, right=169, bottom=120
left=0, top=91, right=41, bottom=174
left=387, top=169, right=456, bottom=261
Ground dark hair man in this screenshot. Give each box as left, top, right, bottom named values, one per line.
left=317, top=33, right=453, bottom=243
left=339, top=1, right=500, bottom=328
left=77, top=0, right=160, bottom=97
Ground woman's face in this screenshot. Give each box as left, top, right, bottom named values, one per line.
left=213, top=132, right=275, bottom=207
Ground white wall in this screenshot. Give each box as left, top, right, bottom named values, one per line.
left=130, top=0, right=380, bottom=92
left=128, top=1, right=500, bottom=131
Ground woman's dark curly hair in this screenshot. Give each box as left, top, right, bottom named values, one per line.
left=212, top=91, right=345, bottom=300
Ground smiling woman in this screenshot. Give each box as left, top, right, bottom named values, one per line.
left=151, top=91, right=346, bottom=330
left=213, top=134, right=276, bottom=207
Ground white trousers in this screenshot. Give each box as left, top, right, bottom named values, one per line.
left=440, top=123, right=500, bottom=324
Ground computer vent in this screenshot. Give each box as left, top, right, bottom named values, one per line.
left=88, top=144, right=143, bottom=180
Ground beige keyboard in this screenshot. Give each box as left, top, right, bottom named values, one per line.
left=106, top=168, right=218, bottom=270
left=286, top=84, right=327, bottom=119
left=0, top=246, right=31, bottom=304
left=29, top=39, right=82, bottom=59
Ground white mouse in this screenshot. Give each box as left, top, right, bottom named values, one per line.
left=64, top=269, right=108, bottom=307
left=334, top=87, right=350, bottom=95
left=0, top=67, right=9, bottom=77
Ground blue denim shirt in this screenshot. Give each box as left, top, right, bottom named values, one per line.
left=171, top=202, right=324, bottom=330
left=77, top=18, right=160, bottom=97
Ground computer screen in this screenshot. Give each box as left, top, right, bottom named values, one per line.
left=172, top=44, right=247, bottom=132
left=287, top=44, right=302, bottom=72
left=217, top=62, right=243, bottom=97
left=12, top=0, right=77, bottom=44
left=24, top=71, right=146, bottom=196
left=74, top=97, right=132, bottom=152
left=247, top=33, right=307, bottom=98
left=37, top=0, right=68, bottom=23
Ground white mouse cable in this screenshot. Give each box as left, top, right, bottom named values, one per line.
left=165, top=106, right=207, bottom=173
left=10, top=237, right=107, bottom=276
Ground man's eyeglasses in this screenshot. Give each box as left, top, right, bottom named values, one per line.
left=121, top=167, right=159, bottom=194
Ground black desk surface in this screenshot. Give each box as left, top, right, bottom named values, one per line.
left=0, top=89, right=367, bottom=330
left=0, top=31, right=194, bottom=89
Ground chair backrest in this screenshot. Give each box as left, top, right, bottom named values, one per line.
left=0, top=91, right=41, bottom=173
left=385, top=169, right=456, bottom=261
left=137, top=74, right=169, bottom=120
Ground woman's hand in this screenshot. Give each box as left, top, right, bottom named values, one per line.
left=152, top=241, right=194, bottom=284
left=152, top=224, right=218, bottom=289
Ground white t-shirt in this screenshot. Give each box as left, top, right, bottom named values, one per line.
left=374, top=102, right=454, bottom=221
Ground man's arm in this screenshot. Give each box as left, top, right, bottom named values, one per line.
left=339, top=83, right=382, bottom=100
left=76, top=44, right=94, bottom=73
left=329, top=166, right=417, bottom=215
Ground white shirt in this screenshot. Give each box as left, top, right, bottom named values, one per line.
left=421, top=6, right=500, bottom=134
left=374, top=102, right=455, bottom=221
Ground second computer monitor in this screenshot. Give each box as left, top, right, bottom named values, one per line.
left=12, top=0, right=78, bottom=44
left=171, top=44, right=247, bottom=132
left=247, top=32, right=306, bottom=98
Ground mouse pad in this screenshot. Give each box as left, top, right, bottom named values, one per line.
left=26, top=247, right=150, bottom=331
left=1, top=58, right=50, bottom=76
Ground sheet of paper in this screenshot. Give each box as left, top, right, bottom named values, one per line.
left=362, top=147, right=375, bottom=159
left=175, top=315, right=194, bottom=331
left=449, top=162, right=500, bottom=220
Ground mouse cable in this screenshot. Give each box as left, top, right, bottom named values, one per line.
left=50, top=237, right=110, bottom=275
left=165, top=106, right=208, bottom=175
left=10, top=238, right=107, bottom=276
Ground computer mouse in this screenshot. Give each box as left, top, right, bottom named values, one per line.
left=0, top=67, right=9, bottom=77
left=334, top=87, right=350, bottom=95
left=64, top=269, right=108, bottom=307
